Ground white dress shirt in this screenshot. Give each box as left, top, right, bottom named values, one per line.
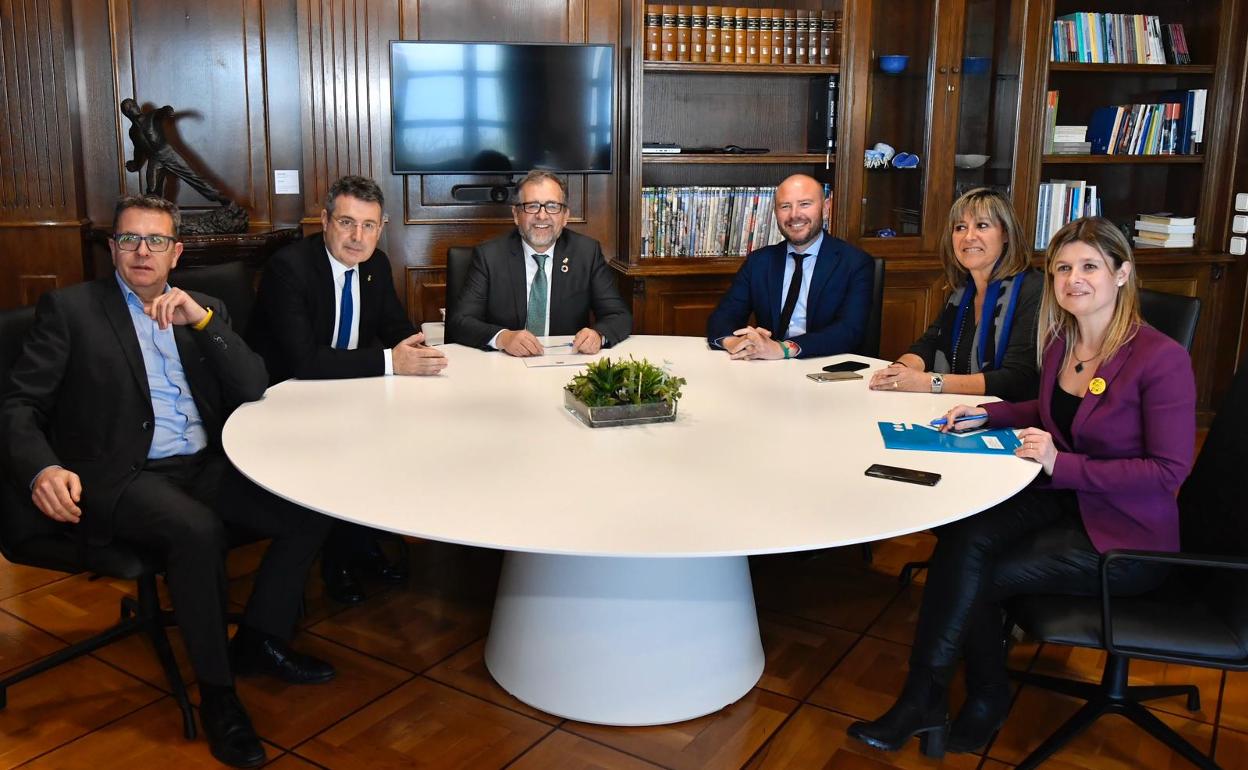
left=327, top=249, right=394, bottom=375
left=489, top=239, right=555, bottom=348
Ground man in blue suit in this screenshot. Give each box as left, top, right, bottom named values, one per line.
left=706, top=174, right=873, bottom=359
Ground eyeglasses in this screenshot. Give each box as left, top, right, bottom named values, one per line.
left=331, top=216, right=385, bottom=234
left=113, top=233, right=175, bottom=252
left=515, top=201, right=568, bottom=215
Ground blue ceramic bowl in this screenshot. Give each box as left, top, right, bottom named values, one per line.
left=879, top=54, right=909, bottom=74
left=962, top=56, right=991, bottom=74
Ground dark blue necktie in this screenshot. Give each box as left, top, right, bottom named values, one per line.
left=335, top=269, right=355, bottom=349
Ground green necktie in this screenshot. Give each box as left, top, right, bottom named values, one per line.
left=526, top=253, right=548, bottom=336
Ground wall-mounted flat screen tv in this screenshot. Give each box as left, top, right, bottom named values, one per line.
left=390, top=41, right=614, bottom=175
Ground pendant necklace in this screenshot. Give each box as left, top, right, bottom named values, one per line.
left=1073, top=349, right=1098, bottom=374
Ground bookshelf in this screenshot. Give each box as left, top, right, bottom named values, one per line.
left=1020, top=0, right=1232, bottom=251
left=1012, top=0, right=1247, bottom=416
left=838, top=0, right=1028, bottom=256
left=615, top=0, right=847, bottom=335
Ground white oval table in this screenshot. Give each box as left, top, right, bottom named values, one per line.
left=223, top=335, right=1038, bottom=726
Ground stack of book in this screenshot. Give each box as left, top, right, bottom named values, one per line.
left=1134, top=213, right=1195, bottom=248
left=1051, top=125, right=1090, bottom=154
left=1086, top=90, right=1207, bottom=155
left=1034, top=179, right=1101, bottom=250
left=1051, top=14, right=1189, bottom=64
left=644, top=5, right=841, bottom=65
left=641, top=186, right=783, bottom=258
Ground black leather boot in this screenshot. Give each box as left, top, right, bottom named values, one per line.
left=948, top=681, right=1013, bottom=753
left=847, top=667, right=949, bottom=758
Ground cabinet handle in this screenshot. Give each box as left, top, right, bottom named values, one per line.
left=937, top=66, right=948, bottom=74
left=951, top=66, right=961, bottom=74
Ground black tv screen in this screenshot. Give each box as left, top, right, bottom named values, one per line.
left=390, top=41, right=614, bottom=175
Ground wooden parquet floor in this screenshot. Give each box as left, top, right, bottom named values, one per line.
left=2, top=533, right=1244, bottom=769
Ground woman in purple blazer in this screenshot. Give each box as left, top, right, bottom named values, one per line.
left=848, top=217, right=1196, bottom=758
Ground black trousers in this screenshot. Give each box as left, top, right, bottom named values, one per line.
left=111, top=450, right=332, bottom=686
left=911, top=488, right=1168, bottom=687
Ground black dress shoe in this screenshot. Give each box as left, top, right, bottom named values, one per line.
left=847, top=669, right=949, bottom=758
left=322, top=564, right=366, bottom=604
left=199, top=691, right=266, bottom=768
left=947, top=683, right=1013, bottom=753
left=230, top=635, right=336, bottom=684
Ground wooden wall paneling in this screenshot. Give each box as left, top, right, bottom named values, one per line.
left=406, top=266, right=446, bottom=327
left=107, top=0, right=273, bottom=223
left=0, top=0, right=88, bottom=309
left=261, top=0, right=309, bottom=227
left=619, top=273, right=735, bottom=338
left=877, top=264, right=947, bottom=362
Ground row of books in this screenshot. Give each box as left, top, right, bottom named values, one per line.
left=644, top=5, right=841, bottom=65
left=1087, top=90, right=1207, bottom=155
left=1134, top=213, right=1196, bottom=248
left=641, top=186, right=783, bottom=258
left=1034, top=180, right=1102, bottom=250
left=1051, top=14, right=1190, bottom=64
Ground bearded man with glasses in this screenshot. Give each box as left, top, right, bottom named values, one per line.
left=0, top=195, right=336, bottom=767
left=447, top=170, right=632, bottom=356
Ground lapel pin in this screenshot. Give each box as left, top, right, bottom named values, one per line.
left=367, top=273, right=372, bottom=282
left=561, top=264, right=569, bottom=273
left=562, top=256, right=569, bottom=263
left=1088, top=377, right=1107, bottom=395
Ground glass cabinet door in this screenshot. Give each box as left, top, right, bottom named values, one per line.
left=952, top=0, right=1024, bottom=200
left=858, top=0, right=936, bottom=241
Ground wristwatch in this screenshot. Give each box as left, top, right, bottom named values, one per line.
left=930, top=373, right=944, bottom=394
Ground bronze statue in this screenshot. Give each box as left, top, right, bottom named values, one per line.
left=121, top=98, right=247, bottom=234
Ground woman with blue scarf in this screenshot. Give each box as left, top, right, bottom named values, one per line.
left=870, top=188, right=1041, bottom=401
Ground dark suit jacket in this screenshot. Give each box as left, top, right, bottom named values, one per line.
left=982, top=325, right=1196, bottom=553
left=446, top=229, right=632, bottom=349
left=705, top=234, right=874, bottom=358
left=248, top=233, right=416, bottom=383
left=0, top=277, right=268, bottom=544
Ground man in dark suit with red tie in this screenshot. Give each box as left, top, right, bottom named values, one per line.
left=446, top=170, right=632, bottom=356
left=248, top=175, right=445, bottom=604
left=706, top=174, right=874, bottom=360
left=0, top=196, right=334, bottom=768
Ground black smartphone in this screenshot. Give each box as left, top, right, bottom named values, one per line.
left=823, top=360, right=870, bottom=373
left=865, top=463, right=942, bottom=486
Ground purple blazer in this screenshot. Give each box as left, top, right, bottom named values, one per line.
left=982, top=325, right=1195, bottom=553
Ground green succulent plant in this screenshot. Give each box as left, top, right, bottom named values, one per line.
left=565, top=357, right=686, bottom=407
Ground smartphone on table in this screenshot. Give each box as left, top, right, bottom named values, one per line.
left=807, top=371, right=863, bottom=383
left=822, top=360, right=870, bottom=373
left=864, top=464, right=942, bottom=486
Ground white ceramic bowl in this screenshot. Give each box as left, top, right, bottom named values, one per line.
left=954, top=153, right=990, bottom=169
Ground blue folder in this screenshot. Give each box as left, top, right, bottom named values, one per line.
left=877, top=422, right=1022, bottom=455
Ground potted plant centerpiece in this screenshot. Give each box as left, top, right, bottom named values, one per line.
left=563, top=357, right=686, bottom=428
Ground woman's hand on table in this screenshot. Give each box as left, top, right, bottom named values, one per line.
left=936, top=405, right=988, bottom=433
left=1016, top=427, right=1058, bottom=475
left=869, top=362, right=932, bottom=392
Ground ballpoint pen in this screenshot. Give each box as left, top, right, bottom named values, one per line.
left=543, top=342, right=574, bottom=349
left=929, top=414, right=987, bottom=427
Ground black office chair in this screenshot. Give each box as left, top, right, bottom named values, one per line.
left=1140, top=288, right=1201, bottom=352
left=1004, top=362, right=1248, bottom=770
left=444, top=246, right=474, bottom=344
left=169, top=260, right=258, bottom=335
left=0, top=304, right=198, bottom=738
left=856, top=257, right=886, bottom=358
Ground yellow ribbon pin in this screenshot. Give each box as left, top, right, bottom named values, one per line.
left=1088, top=377, right=1107, bottom=395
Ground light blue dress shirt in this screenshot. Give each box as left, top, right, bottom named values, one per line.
left=116, top=272, right=208, bottom=459
left=780, top=231, right=824, bottom=338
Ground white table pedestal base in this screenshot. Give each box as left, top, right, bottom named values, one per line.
left=484, top=552, right=764, bottom=726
